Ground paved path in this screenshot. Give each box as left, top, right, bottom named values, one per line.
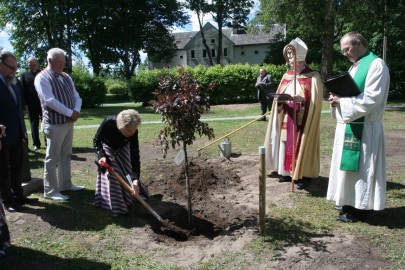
left=27, top=105, right=404, bottom=132
left=73, top=110, right=333, bottom=129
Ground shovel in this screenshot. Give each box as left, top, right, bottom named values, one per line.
left=99, top=160, right=187, bottom=238
left=99, top=160, right=165, bottom=222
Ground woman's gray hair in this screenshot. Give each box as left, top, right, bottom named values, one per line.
left=116, top=109, right=141, bottom=129
left=47, top=48, right=66, bottom=61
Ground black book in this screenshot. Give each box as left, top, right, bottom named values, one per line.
left=269, top=93, right=293, bottom=100
left=324, top=71, right=361, bottom=97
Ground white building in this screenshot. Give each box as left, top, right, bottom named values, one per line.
left=148, top=22, right=286, bottom=69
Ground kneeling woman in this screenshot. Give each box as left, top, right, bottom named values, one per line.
left=93, top=109, right=149, bottom=216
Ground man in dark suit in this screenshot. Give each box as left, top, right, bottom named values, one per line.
left=0, top=50, right=38, bottom=212
left=255, top=68, right=274, bottom=121
left=20, top=56, right=42, bottom=151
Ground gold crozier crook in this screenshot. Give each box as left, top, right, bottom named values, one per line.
left=283, top=44, right=297, bottom=192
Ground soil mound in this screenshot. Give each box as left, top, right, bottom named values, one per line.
left=147, top=158, right=257, bottom=240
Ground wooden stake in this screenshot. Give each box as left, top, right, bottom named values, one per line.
left=258, top=146, right=266, bottom=234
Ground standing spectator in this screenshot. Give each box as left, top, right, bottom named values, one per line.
left=20, top=56, right=42, bottom=151
left=13, top=78, right=32, bottom=183
left=34, top=48, right=84, bottom=201
left=264, top=38, right=323, bottom=189
left=94, top=109, right=149, bottom=217
left=327, top=32, right=390, bottom=222
left=0, top=192, right=11, bottom=259
left=0, top=51, right=38, bottom=212
left=255, top=68, right=274, bottom=121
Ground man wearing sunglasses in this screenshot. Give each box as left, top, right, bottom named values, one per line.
left=0, top=50, right=38, bottom=212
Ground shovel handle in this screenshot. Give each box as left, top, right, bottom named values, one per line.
left=99, top=160, right=164, bottom=222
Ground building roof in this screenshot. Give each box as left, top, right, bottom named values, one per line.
left=172, top=22, right=285, bottom=49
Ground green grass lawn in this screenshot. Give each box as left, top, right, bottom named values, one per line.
left=14, top=101, right=405, bottom=269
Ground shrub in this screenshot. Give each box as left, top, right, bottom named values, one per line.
left=128, top=68, right=173, bottom=106
left=105, top=78, right=128, bottom=98
left=71, top=66, right=107, bottom=108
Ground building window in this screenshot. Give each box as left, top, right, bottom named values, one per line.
left=224, top=48, right=228, bottom=57
left=211, top=49, right=216, bottom=57
left=179, top=55, right=183, bottom=59
left=191, top=50, right=195, bottom=59
left=211, top=39, right=215, bottom=43
left=254, top=50, right=259, bottom=54
left=203, top=49, right=207, bottom=58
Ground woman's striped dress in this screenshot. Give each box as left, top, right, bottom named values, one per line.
left=95, top=144, right=136, bottom=216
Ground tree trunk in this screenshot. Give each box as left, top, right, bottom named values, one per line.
left=183, top=142, right=193, bottom=226
left=197, top=13, right=214, bottom=66
left=321, top=0, right=336, bottom=99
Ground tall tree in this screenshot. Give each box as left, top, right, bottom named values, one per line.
left=252, top=0, right=338, bottom=80
left=210, top=0, right=254, bottom=65
left=0, top=0, right=75, bottom=70
left=95, top=0, right=188, bottom=80
left=0, top=0, right=188, bottom=78
left=339, top=0, right=405, bottom=98
left=186, top=0, right=214, bottom=66
left=74, top=0, right=117, bottom=75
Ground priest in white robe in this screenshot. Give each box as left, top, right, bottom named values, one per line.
left=327, top=32, right=390, bottom=223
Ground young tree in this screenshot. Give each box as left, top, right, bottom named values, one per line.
left=152, top=67, right=215, bottom=225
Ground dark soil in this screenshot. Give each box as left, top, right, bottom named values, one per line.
left=147, top=158, right=257, bottom=241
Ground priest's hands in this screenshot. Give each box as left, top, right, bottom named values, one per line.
left=329, top=93, right=340, bottom=107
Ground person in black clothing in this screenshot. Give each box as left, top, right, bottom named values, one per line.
left=255, top=68, right=275, bottom=121
left=0, top=51, right=38, bottom=213
left=20, top=56, right=42, bottom=151
left=93, top=109, right=149, bottom=216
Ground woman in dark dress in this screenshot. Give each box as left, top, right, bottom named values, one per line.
left=93, top=109, right=148, bottom=216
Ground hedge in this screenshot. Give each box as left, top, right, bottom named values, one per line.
left=71, top=66, right=107, bottom=108
left=128, top=64, right=288, bottom=105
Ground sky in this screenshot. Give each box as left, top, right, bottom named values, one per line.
left=0, top=1, right=259, bottom=69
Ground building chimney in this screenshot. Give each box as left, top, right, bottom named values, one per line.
left=232, top=20, right=238, bottom=34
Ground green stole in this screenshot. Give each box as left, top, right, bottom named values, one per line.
left=340, top=51, right=378, bottom=172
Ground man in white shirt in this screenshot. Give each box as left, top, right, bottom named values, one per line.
left=327, top=32, right=390, bottom=222
left=34, top=48, right=84, bottom=200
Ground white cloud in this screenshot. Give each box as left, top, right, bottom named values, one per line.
left=0, top=30, right=13, bottom=51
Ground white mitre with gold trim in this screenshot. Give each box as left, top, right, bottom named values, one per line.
left=289, top=37, right=308, bottom=61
